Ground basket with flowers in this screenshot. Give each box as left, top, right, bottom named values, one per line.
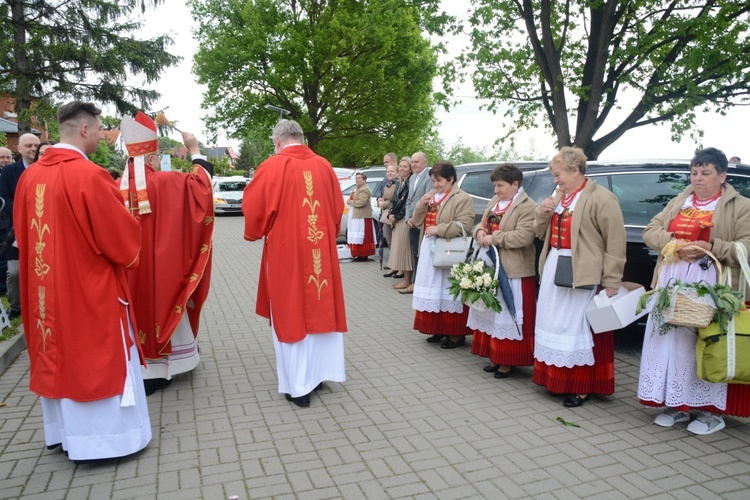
left=447, top=255, right=503, bottom=313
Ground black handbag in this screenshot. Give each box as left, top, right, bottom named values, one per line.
left=554, top=255, right=594, bottom=290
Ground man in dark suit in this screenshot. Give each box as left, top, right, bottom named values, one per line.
left=0, top=133, right=40, bottom=318
left=400, top=151, right=431, bottom=294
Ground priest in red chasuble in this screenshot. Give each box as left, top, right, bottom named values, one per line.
left=242, top=119, right=347, bottom=408
left=14, top=101, right=151, bottom=462
left=119, top=112, right=214, bottom=396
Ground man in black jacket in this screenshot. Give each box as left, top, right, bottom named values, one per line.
left=0, top=133, right=40, bottom=318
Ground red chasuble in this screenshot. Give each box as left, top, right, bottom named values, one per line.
left=14, top=147, right=142, bottom=401
left=242, top=145, right=347, bottom=343
left=123, top=162, right=214, bottom=359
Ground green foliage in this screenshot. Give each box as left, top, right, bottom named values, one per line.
left=454, top=1, right=750, bottom=159
left=189, top=0, right=441, bottom=167
left=0, top=133, right=6, bottom=147
left=88, top=140, right=112, bottom=169
left=237, top=131, right=274, bottom=171
left=0, top=0, right=180, bottom=132
left=158, top=136, right=183, bottom=153
left=445, top=138, right=494, bottom=165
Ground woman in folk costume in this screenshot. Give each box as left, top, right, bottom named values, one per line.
left=469, top=164, right=537, bottom=378
left=533, top=147, right=626, bottom=407
left=347, top=172, right=376, bottom=261
left=638, top=147, right=750, bottom=435
left=119, top=112, right=214, bottom=396
left=388, top=157, right=413, bottom=288
left=412, top=161, right=475, bottom=349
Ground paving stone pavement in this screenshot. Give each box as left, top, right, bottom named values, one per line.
left=1, top=216, right=750, bottom=499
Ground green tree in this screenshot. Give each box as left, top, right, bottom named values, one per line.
left=0, top=0, right=180, bottom=133
left=237, top=131, right=274, bottom=171
left=89, top=140, right=112, bottom=169
left=455, top=1, right=750, bottom=159
left=189, top=0, right=440, bottom=166
left=445, top=138, right=494, bottom=165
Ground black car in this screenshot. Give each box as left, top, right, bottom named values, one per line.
left=456, top=160, right=750, bottom=291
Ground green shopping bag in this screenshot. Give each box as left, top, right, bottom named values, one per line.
left=697, top=312, right=750, bottom=384
left=696, top=241, right=750, bottom=384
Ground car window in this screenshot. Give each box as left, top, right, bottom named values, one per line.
left=218, top=181, right=248, bottom=192
left=727, top=175, right=750, bottom=198
left=460, top=171, right=495, bottom=200
left=342, top=181, right=380, bottom=195
left=609, top=172, right=688, bottom=227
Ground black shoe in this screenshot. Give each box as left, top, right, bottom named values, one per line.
left=392, top=274, right=404, bottom=279
left=285, top=393, right=311, bottom=408
left=47, top=443, right=62, bottom=451
left=483, top=364, right=500, bottom=373
left=563, top=394, right=590, bottom=407
left=144, top=378, right=172, bottom=396
left=440, top=336, right=466, bottom=349
left=426, top=334, right=444, bottom=343
left=383, top=271, right=397, bottom=277
left=314, top=382, right=325, bottom=391
left=494, top=367, right=514, bottom=379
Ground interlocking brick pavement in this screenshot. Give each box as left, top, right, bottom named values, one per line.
left=1, top=215, right=749, bottom=499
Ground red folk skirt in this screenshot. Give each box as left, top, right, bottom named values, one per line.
left=349, top=219, right=376, bottom=257
left=532, top=329, right=615, bottom=396
left=414, top=305, right=472, bottom=336
left=471, top=276, right=536, bottom=366
left=640, top=385, right=750, bottom=417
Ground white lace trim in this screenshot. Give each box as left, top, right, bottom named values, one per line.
left=534, top=336, right=595, bottom=368
left=413, top=297, right=464, bottom=314
left=467, top=311, right=522, bottom=341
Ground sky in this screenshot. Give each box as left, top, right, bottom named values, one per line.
left=138, top=0, right=750, bottom=162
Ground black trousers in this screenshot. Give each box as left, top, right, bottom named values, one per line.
left=409, top=226, right=420, bottom=278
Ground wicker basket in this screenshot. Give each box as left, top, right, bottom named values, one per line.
left=663, top=292, right=717, bottom=329
left=657, top=245, right=721, bottom=329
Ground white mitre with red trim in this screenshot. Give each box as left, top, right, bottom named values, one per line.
left=119, top=111, right=157, bottom=215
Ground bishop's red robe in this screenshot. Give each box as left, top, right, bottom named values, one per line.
left=242, top=145, right=347, bottom=343
left=14, top=146, right=142, bottom=401
left=123, top=160, right=214, bottom=360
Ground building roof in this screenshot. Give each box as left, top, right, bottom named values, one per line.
left=207, top=147, right=240, bottom=161
left=0, top=117, right=16, bottom=134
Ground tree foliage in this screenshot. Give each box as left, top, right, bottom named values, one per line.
left=189, top=0, right=441, bottom=166
left=456, top=1, right=750, bottom=159
left=0, top=0, right=180, bottom=132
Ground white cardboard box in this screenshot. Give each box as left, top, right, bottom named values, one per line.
left=337, top=244, right=352, bottom=260
left=586, top=282, right=648, bottom=333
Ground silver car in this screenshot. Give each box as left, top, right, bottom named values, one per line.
left=212, top=176, right=249, bottom=214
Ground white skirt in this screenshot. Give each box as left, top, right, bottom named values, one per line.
left=412, top=236, right=464, bottom=314
left=638, top=259, right=728, bottom=409
left=534, top=248, right=597, bottom=368
left=466, top=246, right=524, bottom=341
left=41, top=312, right=152, bottom=461
left=273, top=327, right=346, bottom=398
left=142, top=313, right=200, bottom=380
left=347, top=218, right=366, bottom=244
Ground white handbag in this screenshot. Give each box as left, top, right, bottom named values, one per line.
left=432, top=221, right=473, bottom=268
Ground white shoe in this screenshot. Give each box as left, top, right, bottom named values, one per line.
left=653, top=408, right=691, bottom=427
left=687, top=412, right=726, bottom=435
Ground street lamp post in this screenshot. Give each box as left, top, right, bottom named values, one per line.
left=263, top=104, right=290, bottom=120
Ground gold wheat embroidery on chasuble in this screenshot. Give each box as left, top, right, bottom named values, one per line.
left=302, top=171, right=328, bottom=300
left=31, top=184, right=52, bottom=350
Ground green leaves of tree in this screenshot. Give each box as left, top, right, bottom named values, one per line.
left=455, top=1, right=750, bottom=159
left=190, top=0, right=442, bottom=167
left=0, top=0, right=179, bottom=132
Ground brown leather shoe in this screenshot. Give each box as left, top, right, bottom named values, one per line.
left=398, top=284, right=414, bottom=294
left=393, top=282, right=410, bottom=289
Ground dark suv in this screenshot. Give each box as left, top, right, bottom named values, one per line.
left=456, top=160, right=750, bottom=290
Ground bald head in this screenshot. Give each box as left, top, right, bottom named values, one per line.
left=0, top=147, right=12, bottom=167
left=411, top=151, right=428, bottom=174
left=18, top=133, right=40, bottom=164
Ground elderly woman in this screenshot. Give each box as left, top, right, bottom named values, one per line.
left=347, top=172, right=376, bottom=261
left=388, top=157, right=413, bottom=287
left=469, top=164, right=537, bottom=378
left=533, top=147, right=626, bottom=407
left=379, top=163, right=399, bottom=272
left=638, top=147, right=750, bottom=435
left=412, top=161, right=475, bottom=349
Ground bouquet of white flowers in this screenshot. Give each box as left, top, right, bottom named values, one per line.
left=447, top=258, right=503, bottom=313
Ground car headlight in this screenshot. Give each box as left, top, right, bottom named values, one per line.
left=214, top=197, right=227, bottom=204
